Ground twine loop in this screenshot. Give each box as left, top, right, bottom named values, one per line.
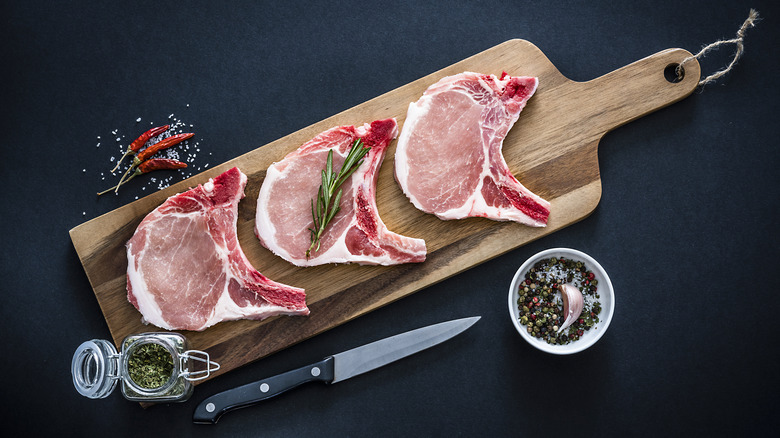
left=677, top=9, right=760, bottom=87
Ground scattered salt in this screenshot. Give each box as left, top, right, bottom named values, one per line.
left=96, top=112, right=202, bottom=201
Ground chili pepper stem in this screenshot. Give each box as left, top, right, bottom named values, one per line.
left=115, top=164, right=138, bottom=194
left=98, top=158, right=187, bottom=197
left=110, top=149, right=134, bottom=173
left=97, top=172, right=138, bottom=196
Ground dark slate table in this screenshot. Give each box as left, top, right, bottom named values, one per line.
left=2, top=1, right=777, bottom=436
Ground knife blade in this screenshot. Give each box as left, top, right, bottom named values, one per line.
left=193, top=316, right=480, bottom=424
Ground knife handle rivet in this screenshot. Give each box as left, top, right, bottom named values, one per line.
left=260, top=383, right=270, bottom=393
left=311, top=367, right=321, bottom=377
left=205, top=402, right=215, bottom=413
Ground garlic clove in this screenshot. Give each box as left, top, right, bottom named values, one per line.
left=557, top=283, right=584, bottom=333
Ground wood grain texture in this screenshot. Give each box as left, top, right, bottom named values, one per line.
left=69, top=39, right=700, bottom=383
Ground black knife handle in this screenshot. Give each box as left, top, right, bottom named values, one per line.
left=193, top=356, right=335, bottom=424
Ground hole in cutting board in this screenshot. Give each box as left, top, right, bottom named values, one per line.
left=664, top=63, right=684, bottom=83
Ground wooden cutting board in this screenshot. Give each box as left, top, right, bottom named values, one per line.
left=69, top=39, right=700, bottom=383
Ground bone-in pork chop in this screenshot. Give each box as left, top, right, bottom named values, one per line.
left=126, top=167, right=309, bottom=331
left=255, top=119, right=426, bottom=266
left=394, top=72, right=550, bottom=226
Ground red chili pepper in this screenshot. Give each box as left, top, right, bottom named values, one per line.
left=98, top=158, right=187, bottom=196
left=110, top=125, right=170, bottom=172
left=131, top=125, right=170, bottom=153
left=134, top=132, right=194, bottom=165
left=115, top=132, right=194, bottom=191
left=138, top=158, right=188, bottom=173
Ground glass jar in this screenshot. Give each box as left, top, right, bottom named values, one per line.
left=71, top=332, right=220, bottom=403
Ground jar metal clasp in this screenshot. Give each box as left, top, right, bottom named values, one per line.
left=180, top=350, right=221, bottom=381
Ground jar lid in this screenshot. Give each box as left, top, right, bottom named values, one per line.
left=71, top=339, right=120, bottom=399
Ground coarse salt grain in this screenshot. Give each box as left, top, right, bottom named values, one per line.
left=136, top=117, right=141, bottom=122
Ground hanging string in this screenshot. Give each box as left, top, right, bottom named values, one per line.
left=677, top=9, right=760, bottom=87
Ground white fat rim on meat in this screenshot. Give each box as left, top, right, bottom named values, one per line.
left=126, top=243, right=171, bottom=330
left=394, top=97, right=429, bottom=213
left=254, top=164, right=289, bottom=261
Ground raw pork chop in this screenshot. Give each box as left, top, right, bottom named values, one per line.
left=394, top=72, right=550, bottom=226
left=126, top=167, right=309, bottom=331
left=255, top=118, right=426, bottom=267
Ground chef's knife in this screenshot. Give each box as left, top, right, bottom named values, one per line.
left=193, top=316, right=480, bottom=424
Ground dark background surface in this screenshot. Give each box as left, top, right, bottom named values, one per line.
left=2, top=1, right=778, bottom=436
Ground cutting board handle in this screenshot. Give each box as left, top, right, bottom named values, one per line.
left=574, top=48, right=701, bottom=135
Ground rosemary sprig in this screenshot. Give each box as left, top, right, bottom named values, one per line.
left=306, top=139, right=370, bottom=258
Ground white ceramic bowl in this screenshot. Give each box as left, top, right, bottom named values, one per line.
left=508, top=248, right=615, bottom=354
